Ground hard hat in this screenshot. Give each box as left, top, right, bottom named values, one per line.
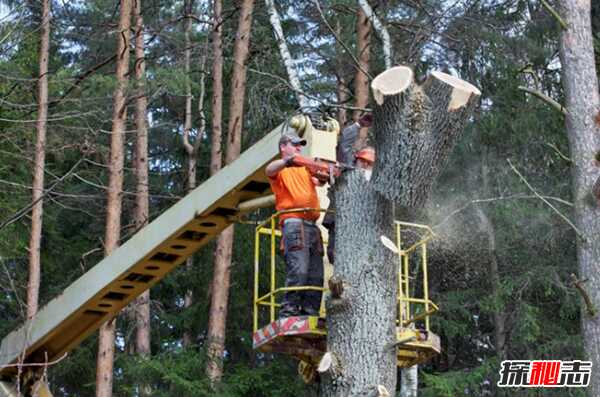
left=355, top=147, right=375, bottom=163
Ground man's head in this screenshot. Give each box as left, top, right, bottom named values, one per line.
left=279, top=133, right=306, bottom=158
left=355, top=146, right=375, bottom=170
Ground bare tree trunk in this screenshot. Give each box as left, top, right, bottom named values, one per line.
left=26, top=0, right=51, bottom=319
left=558, top=1, right=600, bottom=395
left=320, top=67, right=479, bottom=396
left=474, top=157, right=506, bottom=360
left=181, top=0, right=196, bottom=349
left=210, top=0, right=224, bottom=176
left=399, top=368, right=417, bottom=397
left=353, top=6, right=371, bottom=146
left=96, top=1, right=132, bottom=396
left=132, top=1, right=151, bottom=395
left=357, top=0, right=391, bottom=70
left=205, top=0, right=255, bottom=385
left=265, top=0, right=308, bottom=109
left=336, top=77, right=348, bottom=127
left=335, top=20, right=347, bottom=127
left=181, top=0, right=208, bottom=348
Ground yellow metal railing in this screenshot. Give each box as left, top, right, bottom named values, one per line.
left=253, top=212, right=439, bottom=334
left=395, top=221, right=439, bottom=332
left=253, top=208, right=328, bottom=333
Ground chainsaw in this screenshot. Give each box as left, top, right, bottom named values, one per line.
left=289, top=155, right=353, bottom=185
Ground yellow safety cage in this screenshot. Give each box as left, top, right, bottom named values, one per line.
left=394, top=221, right=441, bottom=368
left=252, top=209, right=441, bottom=377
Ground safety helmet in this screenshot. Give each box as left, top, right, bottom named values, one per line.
left=355, top=147, right=375, bottom=163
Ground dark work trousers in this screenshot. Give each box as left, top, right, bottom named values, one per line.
left=280, top=218, right=324, bottom=316
left=326, top=225, right=335, bottom=265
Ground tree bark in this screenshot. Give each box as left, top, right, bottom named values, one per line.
left=323, top=171, right=396, bottom=396
left=399, top=367, right=417, bottom=397
left=27, top=0, right=51, bottom=319
left=335, top=20, right=348, bottom=127
left=132, top=1, right=151, bottom=395
left=265, top=0, right=308, bottom=109
left=336, top=76, right=348, bottom=128
left=205, top=0, right=255, bottom=385
left=558, top=1, right=600, bottom=395
left=181, top=0, right=196, bottom=349
left=181, top=0, right=208, bottom=348
left=96, top=1, right=132, bottom=396
left=357, top=0, right=391, bottom=70
left=353, top=6, right=371, bottom=147
left=210, top=0, right=224, bottom=176
left=371, top=67, right=480, bottom=205
left=320, top=66, right=479, bottom=396
left=474, top=157, right=506, bottom=360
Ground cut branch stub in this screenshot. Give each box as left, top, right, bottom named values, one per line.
left=371, top=66, right=481, bottom=204
left=318, top=352, right=342, bottom=378
left=328, top=276, right=344, bottom=299
left=371, top=66, right=412, bottom=106
left=377, top=384, right=391, bottom=397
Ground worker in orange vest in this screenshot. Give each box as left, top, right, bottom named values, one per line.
left=323, top=114, right=375, bottom=264
left=266, top=133, right=324, bottom=318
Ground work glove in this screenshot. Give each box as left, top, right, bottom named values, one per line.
left=358, top=113, right=373, bottom=128
left=283, top=153, right=296, bottom=167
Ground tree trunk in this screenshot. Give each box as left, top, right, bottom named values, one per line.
left=133, top=1, right=151, bottom=395
left=181, top=0, right=196, bottom=349
left=265, top=0, right=308, bottom=109
left=210, top=0, right=224, bottom=176
left=334, top=20, right=348, bottom=127
left=336, top=74, right=348, bottom=128
left=353, top=6, right=371, bottom=147
left=400, top=368, right=418, bottom=397
left=27, top=0, right=51, bottom=319
left=323, top=171, right=396, bottom=396
left=558, top=1, right=600, bottom=395
left=357, top=0, right=391, bottom=70
left=320, top=66, right=479, bottom=396
left=474, top=157, right=506, bottom=360
left=205, top=0, right=255, bottom=385
left=180, top=0, right=208, bottom=348
left=96, top=1, right=132, bottom=396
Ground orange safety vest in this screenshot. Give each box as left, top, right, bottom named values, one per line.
left=269, top=166, right=320, bottom=223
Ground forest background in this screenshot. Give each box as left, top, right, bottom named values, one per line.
left=0, top=0, right=599, bottom=396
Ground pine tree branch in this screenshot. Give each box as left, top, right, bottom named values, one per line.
left=571, top=274, right=597, bottom=317
left=518, top=86, right=567, bottom=115
left=507, top=158, right=586, bottom=241
left=0, top=158, right=83, bottom=232
left=540, top=0, right=568, bottom=30
left=434, top=193, right=574, bottom=229
left=545, top=142, right=572, bottom=163
left=312, top=0, right=373, bottom=80
left=247, top=67, right=371, bottom=112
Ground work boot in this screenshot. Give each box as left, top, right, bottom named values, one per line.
left=301, top=306, right=320, bottom=317
left=278, top=304, right=301, bottom=319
